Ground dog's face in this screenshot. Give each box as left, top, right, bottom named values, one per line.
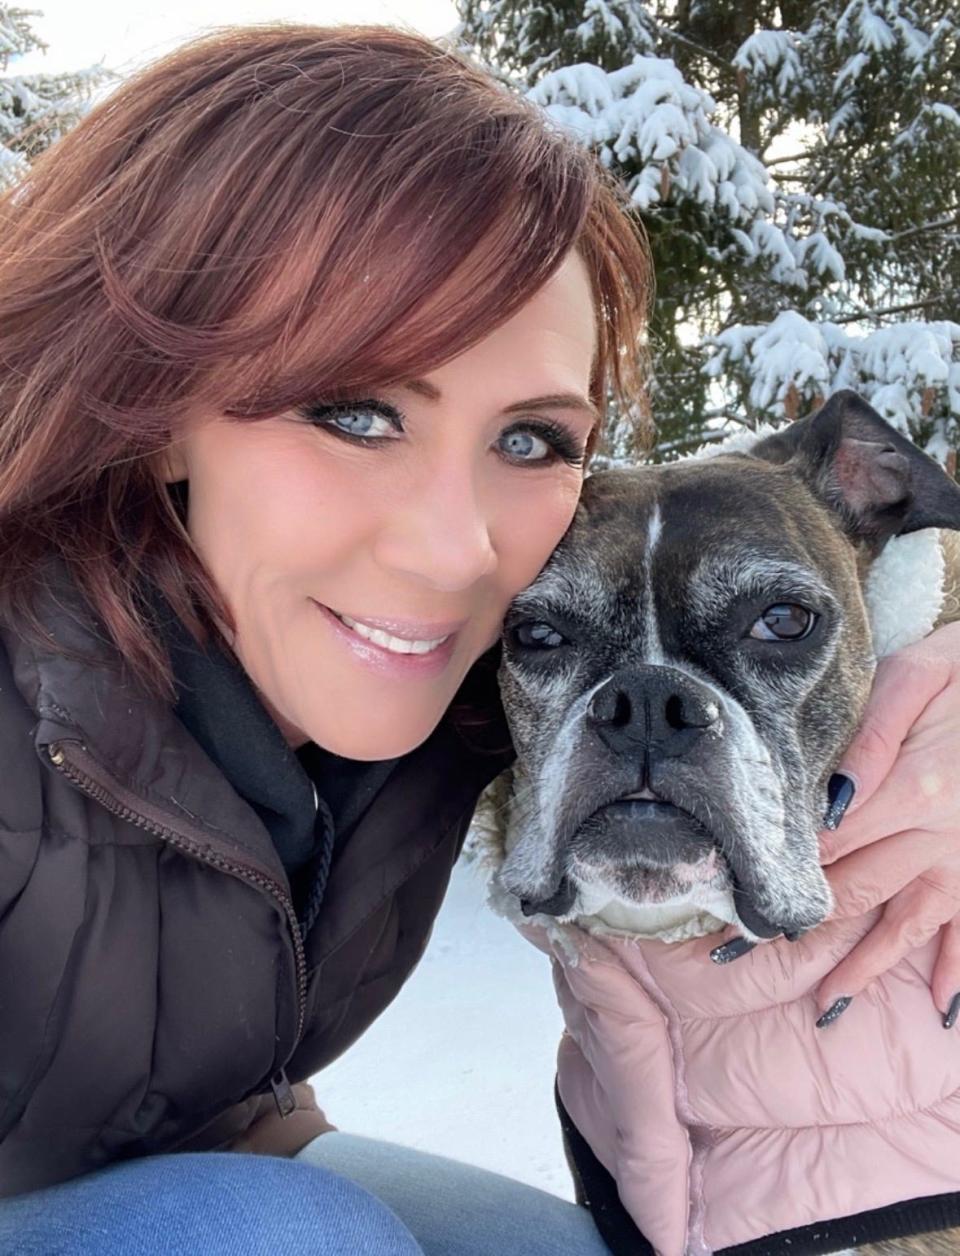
left=495, top=391, right=960, bottom=940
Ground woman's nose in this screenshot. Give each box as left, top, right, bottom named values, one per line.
left=373, top=465, right=497, bottom=592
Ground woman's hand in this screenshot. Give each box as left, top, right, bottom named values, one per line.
left=815, top=621, right=960, bottom=1027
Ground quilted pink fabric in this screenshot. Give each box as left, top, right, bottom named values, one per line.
left=519, top=912, right=960, bottom=1256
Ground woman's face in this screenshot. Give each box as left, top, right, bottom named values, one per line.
left=160, top=251, right=597, bottom=758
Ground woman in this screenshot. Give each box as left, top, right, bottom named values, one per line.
left=0, top=20, right=646, bottom=1255
left=0, top=19, right=956, bottom=1256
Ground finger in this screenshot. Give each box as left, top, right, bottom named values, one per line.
left=819, top=733, right=956, bottom=863
left=819, top=772, right=916, bottom=864
left=932, top=915, right=960, bottom=1022
left=825, top=652, right=950, bottom=822
left=817, top=880, right=958, bottom=1011
left=824, top=828, right=944, bottom=918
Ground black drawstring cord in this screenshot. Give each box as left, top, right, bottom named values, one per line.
left=298, top=795, right=335, bottom=942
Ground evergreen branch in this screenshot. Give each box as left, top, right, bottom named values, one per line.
left=886, top=214, right=960, bottom=243
left=457, top=0, right=960, bottom=453
left=828, top=295, right=956, bottom=324
left=651, top=24, right=738, bottom=77
left=763, top=150, right=813, bottom=167
left=655, top=423, right=747, bottom=455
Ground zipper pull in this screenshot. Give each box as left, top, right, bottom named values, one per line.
left=270, top=1067, right=296, bottom=1119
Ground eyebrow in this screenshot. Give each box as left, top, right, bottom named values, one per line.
left=692, top=553, right=834, bottom=603
left=402, top=377, right=601, bottom=426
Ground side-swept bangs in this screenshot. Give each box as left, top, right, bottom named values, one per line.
left=0, top=23, right=652, bottom=706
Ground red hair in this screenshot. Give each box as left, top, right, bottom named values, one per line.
left=0, top=23, right=652, bottom=706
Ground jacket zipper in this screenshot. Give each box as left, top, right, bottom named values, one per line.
left=46, top=738, right=308, bottom=1114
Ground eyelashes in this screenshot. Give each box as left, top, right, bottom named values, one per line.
left=293, top=398, right=587, bottom=468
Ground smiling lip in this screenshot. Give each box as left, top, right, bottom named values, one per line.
left=312, top=599, right=459, bottom=679
left=317, top=604, right=469, bottom=642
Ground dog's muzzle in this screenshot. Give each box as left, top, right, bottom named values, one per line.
left=581, top=665, right=724, bottom=867
left=516, top=665, right=728, bottom=919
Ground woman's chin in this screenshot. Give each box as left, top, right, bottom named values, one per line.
left=295, top=708, right=449, bottom=761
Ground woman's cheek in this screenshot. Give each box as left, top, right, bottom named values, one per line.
left=508, top=473, right=583, bottom=588
left=539, top=467, right=586, bottom=546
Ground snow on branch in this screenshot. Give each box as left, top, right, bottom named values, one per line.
left=733, top=30, right=803, bottom=100
left=456, top=0, right=960, bottom=457
left=706, top=313, right=960, bottom=454
left=528, top=55, right=813, bottom=278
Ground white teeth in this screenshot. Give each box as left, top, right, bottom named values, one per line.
left=336, top=612, right=450, bottom=655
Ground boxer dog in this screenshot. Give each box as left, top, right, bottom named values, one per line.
left=476, top=390, right=960, bottom=1256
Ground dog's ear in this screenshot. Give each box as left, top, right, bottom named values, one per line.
left=749, top=389, right=960, bottom=550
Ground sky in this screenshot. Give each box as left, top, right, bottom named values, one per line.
left=14, top=1, right=460, bottom=81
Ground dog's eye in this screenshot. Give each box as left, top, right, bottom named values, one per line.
left=749, top=604, right=817, bottom=641
left=509, top=621, right=568, bottom=650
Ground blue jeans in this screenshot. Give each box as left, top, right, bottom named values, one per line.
left=0, top=1133, right=611, bottom=1254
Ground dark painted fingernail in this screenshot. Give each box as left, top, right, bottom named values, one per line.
left=816, top=996, right=853, bottom=1028
left=823, top=774, right=856, bottom=830
left=944, top=993, right=960, bottom=1030
left=710, top=937, right=757, bottom=964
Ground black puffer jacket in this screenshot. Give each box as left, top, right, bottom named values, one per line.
left=0, top=553, right=514, bottom=1196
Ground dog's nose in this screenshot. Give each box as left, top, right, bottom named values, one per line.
left=586, top=665, right=720, bottom=759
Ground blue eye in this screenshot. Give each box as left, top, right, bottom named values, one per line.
left=296, top=400, right=402, bottom=442
left=326, top=409, right=396, bottom=439
left=294, top=399, right=586, bottom=467
left=499, top=426, right=580, bottom=464
left=499, top=419, right=586, bottom=466
left=502, top=430, right=541, bottom=459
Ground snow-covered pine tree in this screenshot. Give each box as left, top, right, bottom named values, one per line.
left=455, top=1, right=960, bottom=464
left=1, top=5, right=115, bottom=190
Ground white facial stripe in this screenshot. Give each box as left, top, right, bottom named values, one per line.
left=642, top=501, right=666, bottom=664
left=646, top=500, right=663, bottom=552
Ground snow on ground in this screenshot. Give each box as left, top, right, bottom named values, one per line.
left=309, top=854, right=574, bottom=1200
